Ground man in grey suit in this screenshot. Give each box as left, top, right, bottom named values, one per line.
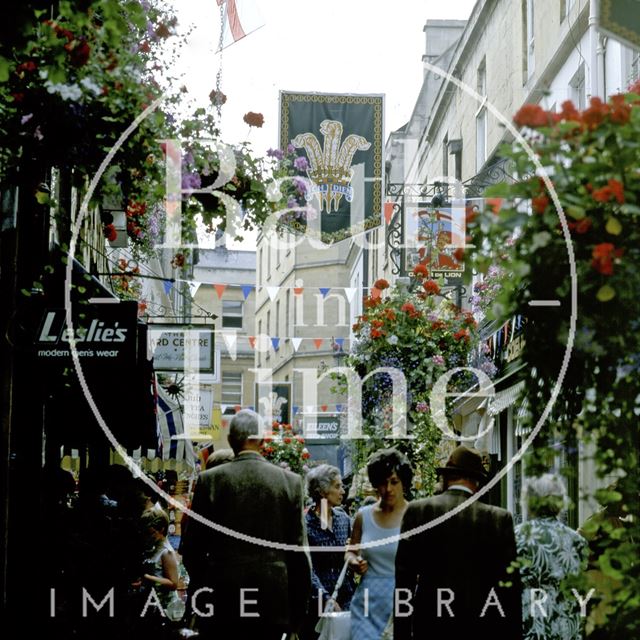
left=394, top=446, right=522, bottom=638
left=182, top=409, right=311, bottom=640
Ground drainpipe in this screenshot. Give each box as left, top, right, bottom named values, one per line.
left=588, top=0, right=600, bottom=98
left=598, top=35, right=608, bottom=98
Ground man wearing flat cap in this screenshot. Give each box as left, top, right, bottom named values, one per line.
left=394, top=445, right=522, bottom=638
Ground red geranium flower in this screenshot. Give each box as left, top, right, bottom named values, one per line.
left=559, top=100, right=581, bottom=122
left=374, top=278, right=390, bottom=290
left=609, top=94, right=631, bottom=125
left=17, top=61, right=37, bottom=73
left=66, top=38, right=91, bottom=67
left=532, top=194, right=550, bottom=214
left=423, top=280, right=441, bottom=296
left=591, top=243, right=624, bottom=275
left=412, top=263, right=429, bottom=278
left=243, top=111, right=264, bottom=128
left=592, top=178, right=625, bottom=204
left=103, top=224, right=117, bottom=242
left=513, top=103, right=549, bottom=128
left=573, top=218, right=592, bottom=234
left=582, top=97, right=609, bottom=129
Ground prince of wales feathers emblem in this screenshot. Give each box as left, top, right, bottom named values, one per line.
left=292, top=119, right=371, bottom=213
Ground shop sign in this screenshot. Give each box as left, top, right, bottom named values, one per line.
left=504, top=334, right=525, bottom=364
left=303, top=414, right=341, bottom=439
left=35, top=304, right=137, bottom=363
left=183, top=385, right=214, bottom=431
left=149, top=327, right=215, bottom=373
left=404, top=201, right=466, bottom=284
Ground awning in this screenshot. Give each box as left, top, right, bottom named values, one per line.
left=487, top=380, right=526, bottom=416
left=514, top=397, right=531, bottom=436
left=156, top=383, right=196, bottom=469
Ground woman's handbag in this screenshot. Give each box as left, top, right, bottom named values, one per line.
left=314, top=559, right=351, bottom=640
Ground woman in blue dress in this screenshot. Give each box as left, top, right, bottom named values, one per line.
left=347, top=448, right=413, bottom=640
left=301, top=464, right=355, bottom=640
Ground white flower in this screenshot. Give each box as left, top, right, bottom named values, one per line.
left=80, top=76, right=102, bottom=96
left=44, top=80, right=82, bottom=101
left=266, top=181, right=282, bottom=203
left=387, top=334, right=399, bottom=345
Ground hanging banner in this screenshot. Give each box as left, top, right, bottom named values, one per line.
left=598, top=0, right=640, bottom=50
left=255, top=381, right=292, bottom=426
left=280, top=91, right=384, bottom=244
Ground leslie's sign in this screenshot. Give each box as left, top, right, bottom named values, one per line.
left=35, top=304, right=137, bottom=363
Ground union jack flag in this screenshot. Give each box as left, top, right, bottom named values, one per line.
left=216, top=0, right=264, bottom=50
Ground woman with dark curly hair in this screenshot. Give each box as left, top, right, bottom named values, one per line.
left=346, top=448, right=413, bottom=639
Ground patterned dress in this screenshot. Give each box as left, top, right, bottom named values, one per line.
left=143, top=539, right=185, bottom=622
left=305, top=507, right=356, bottom=610
left=351, top=505, right=399, bottom=640
left=516, top=517, right=587, bottom=640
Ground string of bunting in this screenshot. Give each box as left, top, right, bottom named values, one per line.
left=217, top=332, right=348, bottom=360
left=160, top=280, right=392, bottom=301
left=484, top=315, right=524, bottom=359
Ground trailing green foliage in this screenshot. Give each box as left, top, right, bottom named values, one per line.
left=469, top=89, right=640, bottom=638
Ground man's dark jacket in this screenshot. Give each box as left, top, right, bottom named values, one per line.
left=394, top=488, right=522, bottom=638
left=182, top=451, right=311, bottom=633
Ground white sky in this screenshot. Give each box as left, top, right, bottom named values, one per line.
left=170, top=0, right=477, bottom=247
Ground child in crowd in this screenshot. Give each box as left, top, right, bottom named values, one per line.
left=140, top=508, right=188, bottom=625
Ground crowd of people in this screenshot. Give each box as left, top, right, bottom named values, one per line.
left=43, top=408, right=592, bottom=640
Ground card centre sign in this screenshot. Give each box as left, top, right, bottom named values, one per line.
left=149, top=328, right=215, bottom=373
